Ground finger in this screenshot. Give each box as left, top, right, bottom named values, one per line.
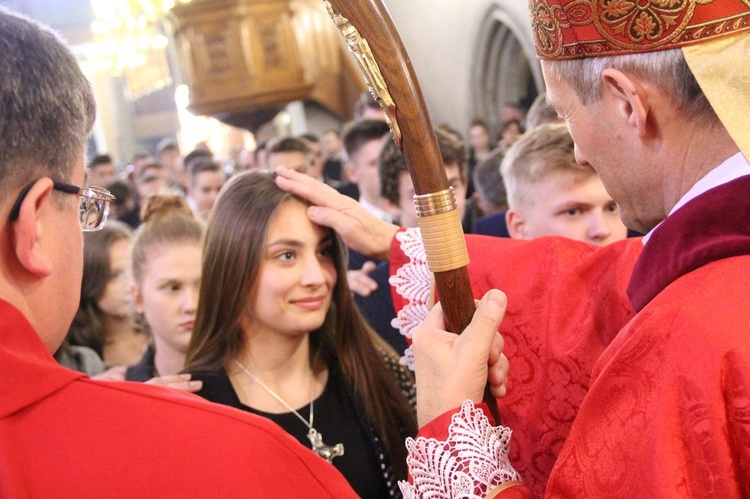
left=306, top=205, right=361, bottom=237
left=357, top=273, right=378, bottom=291
left=487, top=331, right=505, bottom=366
left=456, top=290, right=507, bottom=357
left=349, top=281, right=372, bottom=297
left=488, top=353, right=509, bottom=389
left=166, top=380, right=203, bottom=393
left=147, top=373, right=192, bottom=386
left=360, top=260, right=377, bottom=275
left=415, top=300, right=446, bottom=332
left=275, top=166, right=341, bottom=207
left=109, top=365, right=127, bottom=374
left=490, top=383, right=507, bottom=399
left=347, top=270, right=375, bottom=297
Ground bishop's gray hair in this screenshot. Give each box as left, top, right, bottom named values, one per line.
left=544, top=48, right=719, bottom=126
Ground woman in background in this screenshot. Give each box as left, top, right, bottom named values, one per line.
left=66, top=220, right=146, bottom=369
left=185, top=172, right=417, bottom=498
left=125, top=194, right=203, bottom=390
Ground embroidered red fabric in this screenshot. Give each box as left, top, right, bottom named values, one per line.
left=390, top=231, right=641, bottom=496
left=530, top=0, right=750, bottom=60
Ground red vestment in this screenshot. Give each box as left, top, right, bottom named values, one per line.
left=405, top=176, right=750, bottom=496
left=0, top=301, right=357, bottom=497
left=548, top=176, right=750, bottom=496
left=390, top=232, right=641, bottom=495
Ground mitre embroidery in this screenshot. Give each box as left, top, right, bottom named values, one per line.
left=529, top=0, right=750, bottom=59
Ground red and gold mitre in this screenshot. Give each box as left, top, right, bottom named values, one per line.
left=530, top=0, right=750, bottom=60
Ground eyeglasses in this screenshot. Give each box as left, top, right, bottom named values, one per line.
left=8, top=180, right=116, bottom=232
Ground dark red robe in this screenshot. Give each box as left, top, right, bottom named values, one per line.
left=409, top=176, right=750, bottom=496
left=391, top=231, right=641, bottom=495
left=548, top=176, right=750, bottom=496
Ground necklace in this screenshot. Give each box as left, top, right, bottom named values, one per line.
left=233, top=359, right=345, bottom=463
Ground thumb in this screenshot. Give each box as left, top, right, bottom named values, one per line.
left=456, top=290, right=507, bottom=357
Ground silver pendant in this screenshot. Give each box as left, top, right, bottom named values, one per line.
left=307, top=428, right=345, bottom=463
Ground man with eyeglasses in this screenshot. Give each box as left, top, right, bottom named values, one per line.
left=0, top=7, right=510, bottom=496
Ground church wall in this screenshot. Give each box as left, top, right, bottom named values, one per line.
left=380, top=0, right=541, bottom=138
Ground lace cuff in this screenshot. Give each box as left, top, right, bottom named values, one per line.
left=389, top=227, right=431, bottom=370
left=399, top=401, right=521, bottom=498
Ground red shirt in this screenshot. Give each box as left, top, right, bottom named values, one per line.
left=0, top=301, right=357, bottom=497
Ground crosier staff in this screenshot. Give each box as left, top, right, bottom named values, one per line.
left=323, top=0, right=501, bottom=422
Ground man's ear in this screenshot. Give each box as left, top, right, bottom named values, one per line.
left=343, top=161, right=357, bottom=183
left=506, top=209, right=527, bottom=240
left=601, top=68, right=650, bottom=138
left=132, top=283, right=144, bottom=314
left=11, top=179, right=55, bottom=277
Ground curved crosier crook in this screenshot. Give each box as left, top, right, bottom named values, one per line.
left=323, top=0, right=501, bottom=423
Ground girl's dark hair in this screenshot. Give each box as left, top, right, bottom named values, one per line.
left=185, top=171, right=416, bottom=478
left=67, top=220, right=133, bottom=356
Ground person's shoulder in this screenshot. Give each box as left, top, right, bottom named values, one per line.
left=336, top=182, right=359, bottom=200
left=64, top=376, right=332, bottom=458
left=21, top=375, right=356, bottom=496
left=649, top=254, right=750, bottom=325
left=473, top=211, right=510, bottom=237
left=70, top=375, right=267, bottom=431
left=124, top=345, right=155, bottom=381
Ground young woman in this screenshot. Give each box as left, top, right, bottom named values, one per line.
left=126, top=194, right=203, bottom=383
left=67, top=220, right=147, bottom=368
left=185, top=172, right=417, bottom=498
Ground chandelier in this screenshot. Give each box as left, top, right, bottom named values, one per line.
left=81, top=0, right=192, bottom=75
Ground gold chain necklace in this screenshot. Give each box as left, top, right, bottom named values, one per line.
left=233, top=359, right=345, bottom=463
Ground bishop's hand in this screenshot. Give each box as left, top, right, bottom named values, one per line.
left=412, top=289, right=509, bottom=427
left=275, top=166, right=399, bottom=261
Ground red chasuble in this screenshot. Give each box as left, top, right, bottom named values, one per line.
left=548, top=176, right=750, bottom=496
left=390, top=231, right=642, bottom=496
left=0, top=301, right=357, bottom=497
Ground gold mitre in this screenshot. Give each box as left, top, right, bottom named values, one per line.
left=529, top=0, right=750, bottom=159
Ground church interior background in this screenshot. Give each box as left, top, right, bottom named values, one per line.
left=6, top=0, right=542, bottom=166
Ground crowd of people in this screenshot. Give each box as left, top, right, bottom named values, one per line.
left=2, top=0, right=749, bottom=497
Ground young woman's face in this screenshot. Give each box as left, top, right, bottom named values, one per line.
left=245, top=200, right=337, bottom=339
left=135, top=243, right=201, bottom=355
left=97, top=238, right=134, bottom=319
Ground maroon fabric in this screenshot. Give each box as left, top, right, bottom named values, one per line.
left=628, top=175, right=750, bottom=312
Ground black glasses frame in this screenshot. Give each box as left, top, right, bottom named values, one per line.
left=8, top=180, right=115, bottom=232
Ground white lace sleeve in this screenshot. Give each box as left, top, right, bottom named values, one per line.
left=389, top=228, right=431, bottom=371
left=399, top=401, right=521, bottom=498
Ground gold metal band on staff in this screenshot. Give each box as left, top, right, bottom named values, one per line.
left=415, top=188, right=470, bottom=273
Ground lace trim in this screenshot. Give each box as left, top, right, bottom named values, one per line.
left=389, top=228, right=431, bottom=370
left=399, top=401, right=521, bottom=498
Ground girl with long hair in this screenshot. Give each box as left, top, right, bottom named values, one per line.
left=185, top=171, right=417, bottom=498
left=126, top=194, right=204, bottom=384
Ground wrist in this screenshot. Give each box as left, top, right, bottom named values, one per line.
left=373, top=223, right=399, bottom=260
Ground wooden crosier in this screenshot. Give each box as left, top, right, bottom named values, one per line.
left=323, top=0, right=502, bottom=423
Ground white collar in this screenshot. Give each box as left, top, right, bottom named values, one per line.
left=643, top=152, right=750, bottom=243
left=359, top=196, right=393, bottom=223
